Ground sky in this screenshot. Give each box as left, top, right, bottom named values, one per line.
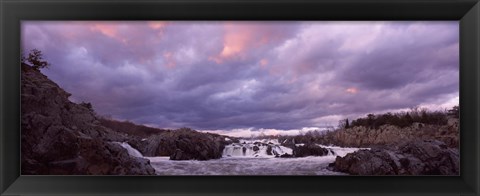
left=21, top=21, right=459, bottom=136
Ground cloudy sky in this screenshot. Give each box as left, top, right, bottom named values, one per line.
left=21, top=21, right=459, bottom=135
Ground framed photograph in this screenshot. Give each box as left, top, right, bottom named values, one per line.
left=1, top=0, right=479, bottom=195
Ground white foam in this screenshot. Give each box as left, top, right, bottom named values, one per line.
left=222, top=139, right=293, bottom=158
left=316, top=144, right=369, bottom=157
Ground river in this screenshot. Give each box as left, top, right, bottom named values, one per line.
left=116, top=139, right=364, bottom=175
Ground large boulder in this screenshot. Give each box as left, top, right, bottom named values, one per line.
left=21, top=64, right=155, bottom=175
left=167, top=129, right=227, bottom=160
left=332, top=140, right=459, bottom=175
left=293, top=144, right=329, bottom=157
left=332, top=149, right=399, bottom=175
left=132, top=128, right=229, bottom=160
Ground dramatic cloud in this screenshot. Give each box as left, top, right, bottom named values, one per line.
left=21, top=21, right=459, bottom=132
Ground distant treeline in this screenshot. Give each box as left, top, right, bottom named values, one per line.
left=340, top=106, right=459, bottom=129
left=250, top=106, right=459, bottom=145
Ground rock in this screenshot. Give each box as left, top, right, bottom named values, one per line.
left=333, top=149, right=398, bottom=175
left=21, top=64, right=155, bottom=175
left=77, top=139, right=155, bottom=175
left=266, top=146, right=273, bottom=155
left=293, top=144, right=329, bottom=157
left=170, top=149, right=190, bottom=160
left=127, top=127, right=228, bottom=161
left=326, top=162, right=336, bottom=171
left=278, top=153, right=294, bottom=158
left=253, top=146, right=260, bottom=151
left=332, top=140, right=459, bottom=175
left=397, top=140, right=459, bottom=175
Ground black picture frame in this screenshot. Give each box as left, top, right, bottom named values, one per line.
left=1, top=0, right=479, bottom=195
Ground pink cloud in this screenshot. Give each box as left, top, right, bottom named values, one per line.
left=209, top=25, right=251, bottom=63
left=210, top=22, right=287, bottom=64
left=259, top=58, right=269, bottom=69
left=163, top=51, right=176, bottom=69
left=148, top=21, right=168, bottom=30
left=346, top=87, right=359, bottom=94
left=89, top=23, right=127, bottom=44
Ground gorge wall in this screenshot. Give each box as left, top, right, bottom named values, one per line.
left=318, top=121, right=459, bottom=148
left=21, top=64, right=155, bottom=175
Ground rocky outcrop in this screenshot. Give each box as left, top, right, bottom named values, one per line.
left=332, top=140, right=459, bottom=175
left=292, top=144, right=329, bottom=157
left=29, top=138, right=155, bottom=175
left=130, top=128, right=230, bottom=160
left=21, top=64, right=155, bottom=175
left=319, top=122, right=459, bottom=148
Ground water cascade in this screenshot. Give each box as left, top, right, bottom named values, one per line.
left=222, top=139, right=366, bottom=158
left=114, top=142, right=144, bottom=158
left=222, top=139, right=293, bottom=158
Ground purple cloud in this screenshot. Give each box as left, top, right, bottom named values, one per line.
left=21, top=21, right=459, bottom=131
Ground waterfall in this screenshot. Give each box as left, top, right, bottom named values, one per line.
left=115, top=142, right=144, bottom=158
left=317, top=144, right=367, bottom=157
left=222, top=140, right=293, bottom=158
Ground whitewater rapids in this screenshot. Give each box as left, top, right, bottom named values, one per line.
left=115, top=139, right=365, bottom=175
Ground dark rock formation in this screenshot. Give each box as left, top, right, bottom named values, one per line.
left=130, top=128, right=229, bottom=160
left=170, top=149, right=191, bottom=160
left=253, top=146, right=260, bottom=151
left=292, top=144, right=329, bottom=157
left=266, top=146, right=273, bottom=155
left=277, top=153, right=294, bottom=158
left=332, top=140, right=459, bottom=175
left=21, top=64, right=155, bottom=175
left=280, top=138, right=297, bottom=149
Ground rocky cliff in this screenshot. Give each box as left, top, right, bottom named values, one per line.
left=319, top=121, right=459, bottom=148
left=21, top=64, right=155, bottom=175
